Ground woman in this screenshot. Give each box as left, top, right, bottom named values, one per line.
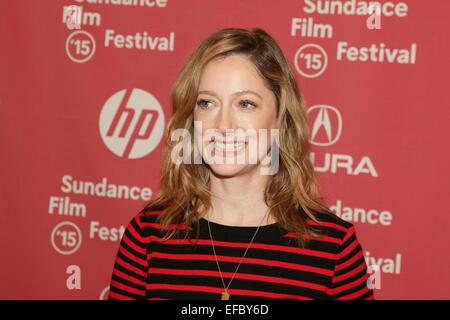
left=108, top=27, right=375, bottom=300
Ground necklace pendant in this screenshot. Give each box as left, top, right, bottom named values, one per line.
left=221, top=291, right=230, bottom=300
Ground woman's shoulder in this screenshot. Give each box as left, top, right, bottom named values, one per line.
left=136, top=205, right=167, bottom=230
left=138, top=204, right=165, bottom=221
left=306, top=209, right=356, bottom=243
left=313, top=210, right=353, bottom=229
left=120, top=205, right=166, bottom=240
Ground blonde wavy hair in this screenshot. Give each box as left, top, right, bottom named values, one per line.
left=143, top=27, right=331, bottom=247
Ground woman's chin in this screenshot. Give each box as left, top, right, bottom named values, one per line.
left=207, top=163, right=252, bottom=178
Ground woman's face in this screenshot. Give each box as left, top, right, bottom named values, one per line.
left=193, top=54, right=277, bottom=178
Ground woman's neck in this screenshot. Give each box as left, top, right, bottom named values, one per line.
left=206, top=168, right=275, bottom=227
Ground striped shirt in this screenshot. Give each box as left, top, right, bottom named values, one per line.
left=108, top=207, right=375, bottom=300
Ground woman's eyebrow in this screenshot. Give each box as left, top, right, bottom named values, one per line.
left=197, top=90, right=263, bottom=100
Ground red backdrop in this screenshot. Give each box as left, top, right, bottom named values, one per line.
left=1, top=0, right=449, bottom=299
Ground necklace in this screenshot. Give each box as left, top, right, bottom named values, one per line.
left=206, top=210, right=270, bottom=300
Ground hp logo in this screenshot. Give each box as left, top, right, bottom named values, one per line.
left=99, top=88, right=165, bottom=159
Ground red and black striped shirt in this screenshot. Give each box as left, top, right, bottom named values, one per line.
left=108, top=207, right=375, bottom=300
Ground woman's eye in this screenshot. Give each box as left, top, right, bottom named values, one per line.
left=196, top=99, right=256, bottom=110
left=240, top=99, right=257, bottom=109
left=196, top=99, right=213, bottom=109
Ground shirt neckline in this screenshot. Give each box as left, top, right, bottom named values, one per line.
left=199, top=217, right=280, bottom=230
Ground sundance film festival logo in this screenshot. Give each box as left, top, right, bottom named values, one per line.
left=63, top=5, right=100, bottom=63
left=99, top=88, right=165, bottom=159
left=65, top=30, right=96, bottom=63
left=294, top=43, right=328, bottom=78
left=307, top=105, right=342, bottom=146
left=51, top=221, right=82, bottom=255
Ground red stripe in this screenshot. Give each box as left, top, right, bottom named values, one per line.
left=110, top=279, right=145, bottom=296
left=284, top=233, right=342, bottom=245
left=149, top=236, right=336, bottom=260
left=113, top=268, right=145, bottom=287
left=146, top=283, right=312, bottom=300
left=149, top=267, right=327, bottom=292
left=118, top=244, right=147, bottom=267
left=122, top=232, right=146, bottom=255
left=328, top=273, right=368, bottom=295
left=342, top=226, right=355, bottom=242
left=127, top=220, right=152, bottom=244
left=143, top=219, right=347, bottom=234
left=333, top=261, right=367, bottom=283
left=230, top=288, right=312, bottom=300
left=335, top=248, right=364, bottom=271
left=307, top=220, right=348, bottom=233
left=151, top=251, right=333, bottom=276
left=337, top=284, right=372, bottom=300
left=109, top=291, right=135, bottom=300
left=115, top=255, right=146, bottom=278
left=144, top=212, right=162, bottom=216
left=336, top=238, right=359, bottom=260
left=142, top=222, right=192, bottom=230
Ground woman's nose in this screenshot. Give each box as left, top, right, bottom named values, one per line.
left=215, top=105, right=235, bottom=132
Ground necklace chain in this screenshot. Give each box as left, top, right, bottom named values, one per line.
left=206, top=209, right=270, bottom=299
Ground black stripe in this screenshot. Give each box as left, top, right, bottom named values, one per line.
left=109, top=285, right=144, bottom=299
left=113, top=262, right=147, bottom=282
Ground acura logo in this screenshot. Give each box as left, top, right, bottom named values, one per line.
left=307, top=105, right=342, bottom=146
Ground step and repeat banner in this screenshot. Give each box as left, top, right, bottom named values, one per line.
left=1, top=0, right=449, bottom=299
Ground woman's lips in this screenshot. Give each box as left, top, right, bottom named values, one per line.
left=213, top=141, right=246, bottom=152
